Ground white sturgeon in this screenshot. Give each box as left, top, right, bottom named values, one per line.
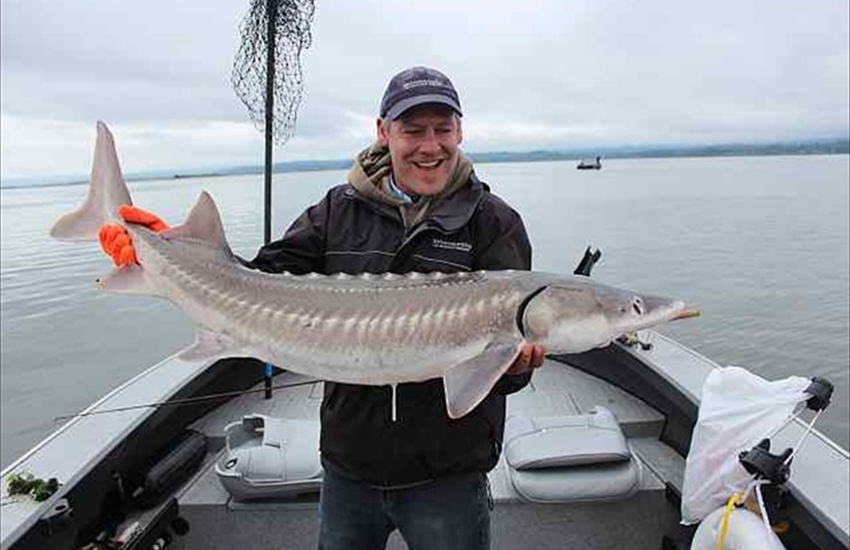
left=51, top=122, right=688, bottom=419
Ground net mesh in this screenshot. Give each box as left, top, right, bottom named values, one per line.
left=232, top=0, right=316, bottom=144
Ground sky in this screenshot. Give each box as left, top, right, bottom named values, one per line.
left=1, top=0, right=848, bottom=182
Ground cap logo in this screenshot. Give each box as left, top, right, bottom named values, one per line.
left=403, top=79, right=448, bottom=90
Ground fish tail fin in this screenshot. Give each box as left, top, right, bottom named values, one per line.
left=50, top=121, right=133, bottom=241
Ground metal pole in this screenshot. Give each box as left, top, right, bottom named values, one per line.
left=263, top=0, right=278, bottom=388
left=263, top=0, right=277, bottom=245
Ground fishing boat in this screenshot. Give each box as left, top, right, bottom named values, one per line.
left=577, top=156, right=602, bottom=170
left=3, top=73, right=847, bottom=550
left=1, top=284, right=847, bottom=550
left=2, top=4, right=846, bottom=548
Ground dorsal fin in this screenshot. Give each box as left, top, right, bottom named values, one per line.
left=160, top=191, right=232, bottom=253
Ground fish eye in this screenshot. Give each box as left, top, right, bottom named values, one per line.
left=632, top=297, right=644, bottom=316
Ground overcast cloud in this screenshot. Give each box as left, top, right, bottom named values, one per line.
left=1, top=0, right=848, bottom=181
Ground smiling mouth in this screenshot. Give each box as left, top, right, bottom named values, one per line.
left=413, top=159, right=444, bottom=169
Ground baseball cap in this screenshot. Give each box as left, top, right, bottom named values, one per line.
left=379, top=66, right=463, bottom=120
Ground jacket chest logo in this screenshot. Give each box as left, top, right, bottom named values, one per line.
left=431, top=238, right=473, bottom=253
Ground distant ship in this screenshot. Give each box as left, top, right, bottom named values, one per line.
left=577, top=156, right=602, bottom=170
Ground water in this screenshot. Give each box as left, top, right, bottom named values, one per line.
left=1, top=155, right=848, bottom=470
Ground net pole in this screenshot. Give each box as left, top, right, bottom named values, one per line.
left=263, top=0, right=277, bottom=245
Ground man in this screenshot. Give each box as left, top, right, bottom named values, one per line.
left=100, top=66, right=544, bottom=550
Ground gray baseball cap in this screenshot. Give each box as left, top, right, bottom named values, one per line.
left=379, top=66, right=463, bottom=120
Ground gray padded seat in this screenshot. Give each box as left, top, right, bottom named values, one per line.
left=215, top=415, right=322, bottom=500
left=504, top=406, right=641, bottom=503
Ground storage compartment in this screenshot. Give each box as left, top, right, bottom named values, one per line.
left=133, top=430, right=208, bottom=509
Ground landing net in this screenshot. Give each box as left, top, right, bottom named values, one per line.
left=232, top=0, right=316, bottom=144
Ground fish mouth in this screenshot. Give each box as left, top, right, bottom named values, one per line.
left=617, top=299, right=689, bottom=334
left=615, top=303, right=698, bottom=339
left=672, top=307, right=701, bottom=321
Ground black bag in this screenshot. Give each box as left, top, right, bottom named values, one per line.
left=132, top=430, right=207, bottom=509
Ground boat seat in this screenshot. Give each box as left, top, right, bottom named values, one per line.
left=215, top=415, right=322, bottom=501
left=503, top=406, right=641, bottom=503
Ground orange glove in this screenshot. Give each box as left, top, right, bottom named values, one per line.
left=99, top=205, right=169, bottom=267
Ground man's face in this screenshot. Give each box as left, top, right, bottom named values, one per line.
left=377, top=104, right=463, bottom=197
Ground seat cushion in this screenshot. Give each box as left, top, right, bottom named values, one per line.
left=504, top=406, right=630, bottom=470
left=503, top=406, right=641, bottom=503
left=508, top=456, right=641, bottom=503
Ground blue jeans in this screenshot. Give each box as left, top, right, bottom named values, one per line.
left=318, top=469, right=491, bottom=550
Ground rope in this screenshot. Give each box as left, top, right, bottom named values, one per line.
left=785, top=409, right=822, bottom=464
left=755, top=483, right=782, bottom=550
left=716, top=493, right=743, bottom=550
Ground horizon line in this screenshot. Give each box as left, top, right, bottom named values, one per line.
left=2, top=137, right=848, bottom=189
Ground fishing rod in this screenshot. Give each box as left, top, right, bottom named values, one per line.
left=54, top=379, right=321, bottom=423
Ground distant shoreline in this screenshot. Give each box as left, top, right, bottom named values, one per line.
left=3, top=139, right=848, bottom=189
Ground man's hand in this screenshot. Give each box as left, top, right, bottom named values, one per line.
left=98, top=205, right=169, bottom=267
left=506, top=343, right=545, bottom=375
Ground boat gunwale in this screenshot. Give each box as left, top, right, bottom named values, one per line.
left=622, top=331, right=850, bottom=547
left=0, top=351, right=216, bottom=549
left=1, top=352, right=195, bottom=479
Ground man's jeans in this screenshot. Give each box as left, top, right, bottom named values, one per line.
left=318, top=469, right=491, bottom=550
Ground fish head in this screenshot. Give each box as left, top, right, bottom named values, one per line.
left=520, top=280, right=685, bottom=354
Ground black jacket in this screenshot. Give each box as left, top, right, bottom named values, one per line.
left=246, top=174, right=533, bottom=486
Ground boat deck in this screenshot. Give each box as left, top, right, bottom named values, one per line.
left=172, top=357, right=685, bottom=549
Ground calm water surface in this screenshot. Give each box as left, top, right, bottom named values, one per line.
left=1, top=155, right=848, bottom=469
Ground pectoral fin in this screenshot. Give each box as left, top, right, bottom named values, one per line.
left=96, top=265, right=161, bottom=296
left=443, top=341, right=523, bottom=419
left=179, top=330, right=240, bottom=362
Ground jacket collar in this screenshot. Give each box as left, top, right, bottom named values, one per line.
left=346, top=141, right=476, bottom=230
left=426, top=172, right=486, bottom=233
left=344, top=172, right=487, bottom=234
